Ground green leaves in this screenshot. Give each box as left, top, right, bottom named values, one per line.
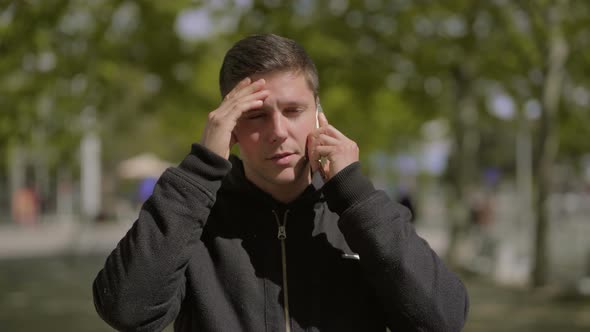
left=2, top=0, right=589, bottom=175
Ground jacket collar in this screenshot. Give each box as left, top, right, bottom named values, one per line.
left=221, top=155, right=324, bottom=211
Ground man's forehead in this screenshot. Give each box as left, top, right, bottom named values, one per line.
left=252, top=70, right=311, bottom=89
left=254, top=71, right=315, bottom=106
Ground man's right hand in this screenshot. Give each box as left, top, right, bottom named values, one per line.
left=200, top=77, right=268, bottom=159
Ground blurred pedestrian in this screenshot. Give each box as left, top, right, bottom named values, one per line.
left=137, top=177, right=158, bottom=204
left=396, top=184, right=417, bottom=223
left=469, top=188, right=496, bottom=259
left=11, top=187, right=39, bottom=226
left=94, top=34, right=468, bottom=332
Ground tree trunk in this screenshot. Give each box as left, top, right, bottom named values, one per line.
left=531, top=5, right=568, bottom=288
left=446, top=65, right=479, bottom=266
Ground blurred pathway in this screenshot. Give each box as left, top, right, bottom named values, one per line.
left=0, top=216, right=132, bottom=259
left=463, top=274, right=590, bottom=332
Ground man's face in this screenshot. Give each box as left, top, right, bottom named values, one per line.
left=233, top=70, right=316, bottom=194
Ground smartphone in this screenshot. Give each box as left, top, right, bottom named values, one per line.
left=316, top=103, right=322, bottom=129
left=315, top=102, right=328, bottom=178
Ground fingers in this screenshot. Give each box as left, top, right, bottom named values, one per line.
left=219, top=88, right=269, bottom=120
left=233, top=89, right=269, bottom=109
left=235, top=77, right=252, bottom=90
left=307, top=135, right=333, bottom=162
left=308, top=133, right=338, bottom=163
left=237, top=78, right=266, bottom=99
left=226, top=78, right=266, bottom=101
left=237, top=99, right=265, bottom=114
left=315, top=133, right=339, bottom=146
left=307, top=117, right=359, bottom=180
left=312, top=124, right=346, bottom=143
left=307, top=135, right=321, bottom=172
left=221, top=78, right=268, bottom=118
left=225, top=77, right=251, bottom=100
left=307, top=136, right=330, bottom=180
left=202, top=77, right=268, bottom=160
left=234, top=90, right=269, bottom=117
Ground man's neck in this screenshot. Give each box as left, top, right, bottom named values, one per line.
left=243, top=169, right=312, bottom=204
left=266, top=177, right=311, bottom=204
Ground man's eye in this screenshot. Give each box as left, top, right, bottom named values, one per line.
left=285, top=108, right=302, bottom=116
left=246, top=113, right=265, bottom=120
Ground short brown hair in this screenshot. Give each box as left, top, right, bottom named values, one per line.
left=219, top=34, right=319, bottom=99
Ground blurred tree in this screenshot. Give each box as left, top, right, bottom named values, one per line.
left=1, top=1, right=589, bottom=289
left=491, top=0, right=590, bottom=287
left=1, top=0, right=219, bottom=192
left=229, top=0, right=590, bottom=287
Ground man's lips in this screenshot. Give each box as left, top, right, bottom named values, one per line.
left=266, top=152, right=300, bottom=166
left=268, top=152, right=294, bottom=160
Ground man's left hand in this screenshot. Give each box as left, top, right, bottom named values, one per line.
left=307, top=112, right=359, bottom=180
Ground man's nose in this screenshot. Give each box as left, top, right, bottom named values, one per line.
left=268, top=111, right=288, bottom=143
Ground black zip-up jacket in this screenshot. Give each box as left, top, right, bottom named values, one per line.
left=93, top=144, right=469, bottom=331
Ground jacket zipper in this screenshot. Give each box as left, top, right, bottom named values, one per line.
left=273, top=210, right=291, bottom=332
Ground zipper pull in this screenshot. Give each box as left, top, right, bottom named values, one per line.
left=277, top=225, right=286, bottom=240
left=273, top=209, right=289, bottom=240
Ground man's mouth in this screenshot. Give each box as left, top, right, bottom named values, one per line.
left=267, top=152, right=296, bottom=165
left=268, top=152, right=294, bottom=160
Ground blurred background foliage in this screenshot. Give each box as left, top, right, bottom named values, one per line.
left=1, top=0, right=590, bottom=288
left=2, top=0, right=589, bottom=166
left=0, top=0, right=590, bottom=167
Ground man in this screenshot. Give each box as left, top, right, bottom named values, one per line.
left=94, top=34, right=469, bottom=332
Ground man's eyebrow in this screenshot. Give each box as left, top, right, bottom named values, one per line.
left=278, top=101, right=310, bottom=108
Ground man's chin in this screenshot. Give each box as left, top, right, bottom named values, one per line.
left=267, top=165, right=306, bottom=183
left=271, top=172, right=298, bottom=184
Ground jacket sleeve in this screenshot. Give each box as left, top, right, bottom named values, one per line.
left=93, top=144, right=231, bottom=331
left=322, top=162, right=469, bottom=332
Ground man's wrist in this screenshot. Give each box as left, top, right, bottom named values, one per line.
left=322, top=162, right=375, bottom=215
left=177, top=143, right=232, bottom=191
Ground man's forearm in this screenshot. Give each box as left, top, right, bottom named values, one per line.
left=340, top=193, right=468, bottom=331
left=93, top=144, right=232, bottom=331
left=324, top=165, right=468, bottom=331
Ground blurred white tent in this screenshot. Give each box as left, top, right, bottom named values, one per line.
left=117, top=153, right=173, bottom=179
